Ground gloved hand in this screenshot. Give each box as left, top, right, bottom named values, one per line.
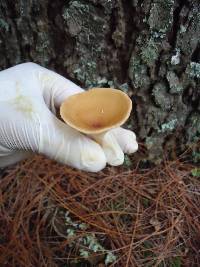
left=0, top=63, right=138, bottom=172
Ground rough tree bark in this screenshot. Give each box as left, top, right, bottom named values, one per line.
left=0, top=0, right=199, bottom=162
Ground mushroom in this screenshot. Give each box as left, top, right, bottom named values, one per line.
left=60, top=87, right=132, bottom=135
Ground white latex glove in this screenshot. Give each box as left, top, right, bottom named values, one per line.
left=0, top=63, right=138, bottom=172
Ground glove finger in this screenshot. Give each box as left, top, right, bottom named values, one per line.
left=89, top=132, right=124, bottom=166
left=68, top=135, right=107, bottom=172
left=38, top=114, right=106, bottom=172
left=110, top=127, right=138, bottom=154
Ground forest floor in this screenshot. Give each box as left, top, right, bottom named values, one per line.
left=0, top=142, right=200, bottom=267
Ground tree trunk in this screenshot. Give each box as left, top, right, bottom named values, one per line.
left=0, top=0, right=200, bottom=162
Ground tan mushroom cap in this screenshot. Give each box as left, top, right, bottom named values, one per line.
left=60, top=87, right=132, bottom=134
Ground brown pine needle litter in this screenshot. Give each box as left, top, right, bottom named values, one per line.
left=0, top=144, right=200, bottom=267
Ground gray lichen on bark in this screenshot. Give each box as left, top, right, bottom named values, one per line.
left=0, top=0, right=199, bottom=162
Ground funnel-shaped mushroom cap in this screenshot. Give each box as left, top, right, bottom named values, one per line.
left=60, top=88, right=132, bottom=134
